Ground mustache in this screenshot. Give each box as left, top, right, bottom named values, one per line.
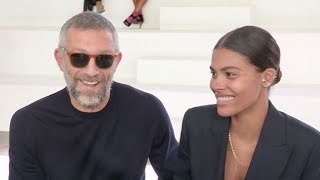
left=77, top=75, right=102, bottom=82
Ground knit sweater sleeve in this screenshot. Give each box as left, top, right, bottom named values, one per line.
left=9, top=107, right=46, bottom=180
left=146, top=94, right=178, bottom=180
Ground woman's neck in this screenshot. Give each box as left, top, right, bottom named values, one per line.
left=230, top=99, right=269, bottom=142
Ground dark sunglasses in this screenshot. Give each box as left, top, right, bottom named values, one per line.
left=61, top=48, right=118, bottom=69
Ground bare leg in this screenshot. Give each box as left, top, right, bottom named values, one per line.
left=96, top=0, right=105, bottom=13
left=133, top=0, right=147, bottom=12
left=133, top=0, right=137, bottom=6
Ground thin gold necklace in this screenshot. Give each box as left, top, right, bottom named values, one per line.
left=228, top=131, right=249, bottom=167
left=233, top=154, right=241, bottom=180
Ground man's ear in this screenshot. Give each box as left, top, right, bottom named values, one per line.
left=54, top=48, right=65, bottom=72
left=261, top=68, right=277, bottom=87
left=113, top=51, right=122, bottom=68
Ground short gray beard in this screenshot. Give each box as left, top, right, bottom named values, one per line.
left=63, top=67, right=113, bottom=110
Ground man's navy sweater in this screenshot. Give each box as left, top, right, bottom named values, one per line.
left=9, top=82, right=178, bottom=180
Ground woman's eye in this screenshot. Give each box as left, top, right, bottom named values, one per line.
left=226, top=72, right=237, bottom=78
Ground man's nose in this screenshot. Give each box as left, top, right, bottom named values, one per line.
left=83, top=58, right=99, bottom=77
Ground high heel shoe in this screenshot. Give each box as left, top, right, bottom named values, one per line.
left=97, top=7, right=105, bottom=13
left=132, top=14, right=144, bottom=28
left=123, top=13, right=144, bottom=28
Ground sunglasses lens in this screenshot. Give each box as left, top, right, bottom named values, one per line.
left=95, top=55, right=114, bottom=68
left=68, top=52, right=114, bottom=69
left=70, top=53, right=89, bottom=68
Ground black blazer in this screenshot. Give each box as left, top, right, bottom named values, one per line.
left=175, top=102, right=320, bottom=180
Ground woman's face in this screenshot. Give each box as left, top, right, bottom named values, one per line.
left=210, top=48, right=266, bottom=117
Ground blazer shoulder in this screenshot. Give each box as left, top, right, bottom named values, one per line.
left=281, top=112, right=320, bottom=144
left=185, top=104, right=217, bottom=117
left=183, top=104, right=224, bottom=126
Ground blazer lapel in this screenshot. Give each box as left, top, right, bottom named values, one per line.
left=246, top=102, right=293, bottom=180
left=208, top=115, right=230, bottom=179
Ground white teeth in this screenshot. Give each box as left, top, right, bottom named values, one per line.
left=82, top=81, right=98, bottom=85
left=217, top=96, right=234, bottom=101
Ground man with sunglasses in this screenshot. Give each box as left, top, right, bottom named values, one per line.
left=9, top=11, right=178, bottom=180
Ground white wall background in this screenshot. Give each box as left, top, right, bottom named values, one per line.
left=0, top=0, right=320, bottom=133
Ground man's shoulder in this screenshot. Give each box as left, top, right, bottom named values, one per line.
left=11, top=88, right=67, bottom=121
left=112, top=81, right=160, bottom=103
left=112, top=82, right=169, bottom=121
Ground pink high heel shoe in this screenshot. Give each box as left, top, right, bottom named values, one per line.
left=123, top=13, right=144, bottom=28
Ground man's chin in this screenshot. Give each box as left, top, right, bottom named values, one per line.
left=80, top=91, right=99, bottom=97
left=77, top=95, right=102, bottom=108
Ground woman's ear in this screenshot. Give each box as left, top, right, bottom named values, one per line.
left=261, top=68, right=277, bottom=88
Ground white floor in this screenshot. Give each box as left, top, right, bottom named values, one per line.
left=0, top=155, right=158, bottom=180
left=0, top=156, right=9, bottom=179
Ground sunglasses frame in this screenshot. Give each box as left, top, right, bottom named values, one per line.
left=60, top=47, right=118, bottom=69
